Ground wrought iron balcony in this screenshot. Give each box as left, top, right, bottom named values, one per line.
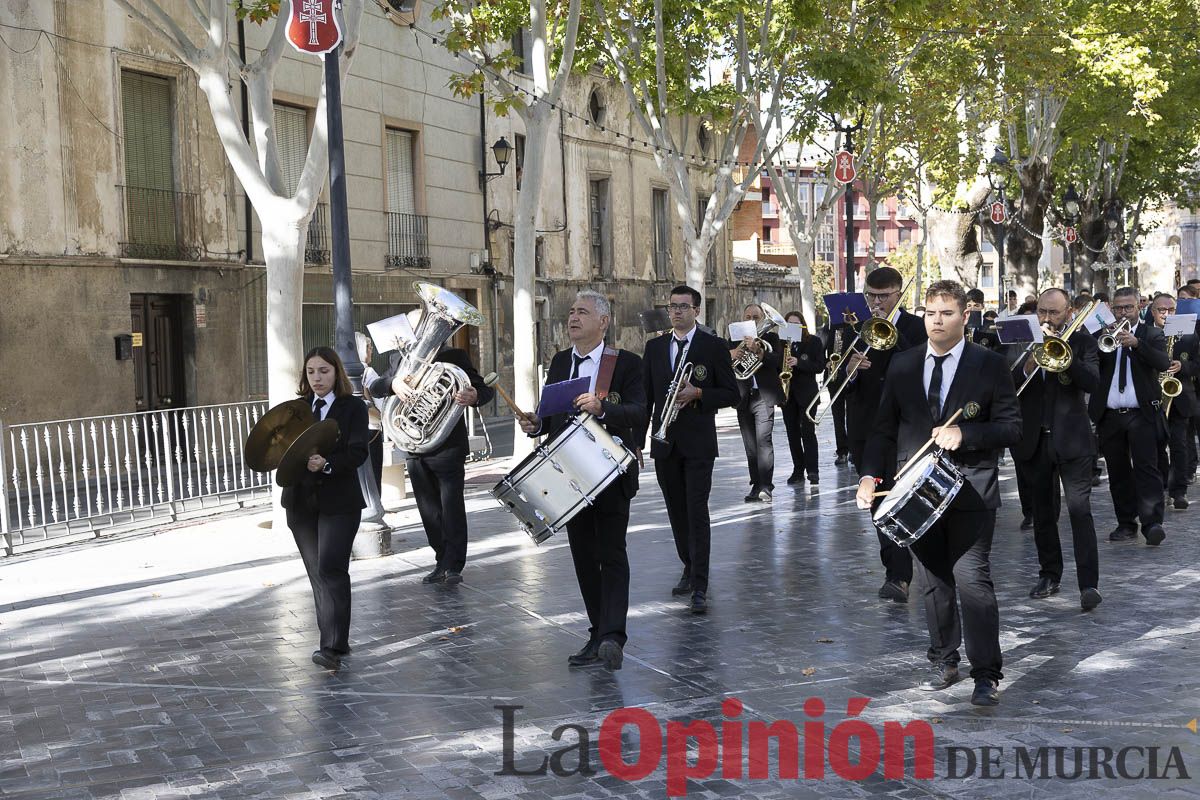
left=117, top=185, right=200, bottom=261
left=306, top=202, right=331, bottom=265
left=385, top=211, right=431, bottom=270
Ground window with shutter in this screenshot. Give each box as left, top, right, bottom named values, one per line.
left=273, top=104, right=308, bottom=196
left=653, top=188, right=669, bottom=280
left=385, top=129, right=416, bottom=214
left=121, top=71, right=176, bottom=249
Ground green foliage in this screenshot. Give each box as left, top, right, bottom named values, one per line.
left=235, top=0, right=280, bottom=24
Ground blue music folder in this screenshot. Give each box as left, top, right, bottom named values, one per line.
left=823, top=292, right=871, bottom=326
left=537, top=376, right=590, bottom=418
left=1177, top=298, right=1200, bottom=317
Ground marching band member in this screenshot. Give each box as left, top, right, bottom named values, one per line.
left=282, top=347, right=370, bottom=672
left=1149, top=293, right=1198, bottom=511
left=644, top=285, right=739, bottom=614
left=844, top=266, right=927, bottom=603
left=356, top=332, right=386, bottom=495
left=1088, top=287, right=1171, bottom=546
left=856, top=280, right=1021, bottom=706
left=519, top=291, right=646, bottom=670
left=1011, top=289, right=1102, bottom=610
left=728, top=304, right=784, bottom=502
left=781, top=311, right=824, bottom=486
left=370, top=340, right=493, bottom=584
left=965, top=289, right=1001, bottom=350
left=823, top=316, right=853, bottom=465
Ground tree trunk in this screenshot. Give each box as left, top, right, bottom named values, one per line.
left=927, top=182, right=991, bottom=288
left=261, top=221, right=309, bottom=407
left=787, top=227, right=818, bottom=328
left=999, top=158, right=1052, bottom=297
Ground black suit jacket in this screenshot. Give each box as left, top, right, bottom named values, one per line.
left=1010, top=330, right=1100, bottom=462
left=534, top=348, right=647, bottom=500
left=970, top=326, right=1002, bottom=350
left=1087, top=322, right=1170, bottom=427
left=824, top=322, right=853, bottom=376
left=845, top=310, right=928, bottom=446
left=863, top=341, right=1022, bottom=510
left=1170, top=333, right=1200, bottom=418
left=643, top=328, right=739, bottom=459
left=370, top=347, right=494, bottom=456
left=784, top=334, right=826, bottom=410
left=727, top=331, right=785, bottom=408
left=281, top=394, right=370, bottom=514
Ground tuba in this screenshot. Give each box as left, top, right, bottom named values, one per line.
left=381, top=282, right=485, bottom=454
left=732, top=302, right=786, bottom=380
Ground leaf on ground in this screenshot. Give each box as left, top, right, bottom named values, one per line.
left=448, top=626, right=465, bottom=634
left=816, top=638, right=834, bottom=643
left=802, top=667, right=817, bottom=676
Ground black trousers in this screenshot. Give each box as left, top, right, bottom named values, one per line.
left=832, top=393, right=849, bottom=455
left=566, top=487, right=631, bottom=647
left=859, top=455, right=912, bottom=584
left=1012, top=453, right=1036, bottom=519
left=287, top=508, right=360, bottom=654
left=910, top=506, right=1002, bottom=683
left=656, top=452, right=715, bottom=592
left=1189, top=416, right=1199, bottom=476
left=737, top=391, right=775, bottom=491
left=781, top=397, right=819, bottom=478
left=1098, top=409, right=1165, bottom=528
left=1159, top=412, right=1191, bottom=497
left=407, top=445, right=469, bottom=571
left=369, top=431, right=384, bottom=496
left=1020, top=433, right=1099, bottom=590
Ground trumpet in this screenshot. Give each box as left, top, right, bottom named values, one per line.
left=652, top=340, right=694, bottom=443
left=1162, top=334, right=1183, bottom=418
left=1015, top=300, right=1098, bottom=396
left=1098, top=318, right=1133, bottom=353
left=732, top=302, right=786, bottom=380
left=806, top=315, right=900, bottom=423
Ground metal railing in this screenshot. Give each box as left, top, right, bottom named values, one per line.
left=0, top=402, right=271, bottom=553
left=760, top=241, right=796, bottom=255
left=306, top=202, right=331, bottom=265
left=385, top=211, right=431, bottom=270
left=118, top=185, right=200, bottom=261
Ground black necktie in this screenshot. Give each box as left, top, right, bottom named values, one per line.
left=313, top=397, right=326, bottom=421
left=928, top=354, right=949, bottom=421
left=571, top=353, right=588, bottom=380
left=672, top=337, right=688, bottom=372
left=1118, top=346, right=1130, bottom=393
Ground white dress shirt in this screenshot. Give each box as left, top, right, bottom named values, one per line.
left=1105, top=323, right=1141, bottom=409
left=570, top=340, right=607, bottom=394
left=923, top=336, right=967, bottom=414
left=312, top=391, right=334, bottom=420
left=670, top=325, right=698, bottom=368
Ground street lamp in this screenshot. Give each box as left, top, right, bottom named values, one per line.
left=985, top=149, right=1010, bottom=310
left=1104, top=202, right=1127, bottom=289
left=1062, top=183, right=1080, bottom=292
left=830, top=111, right=863, bottom=292
left=478, top=136, right=512, bottom=186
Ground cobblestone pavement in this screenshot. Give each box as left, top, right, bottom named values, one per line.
left=1, top=411, right=1198, bottom=799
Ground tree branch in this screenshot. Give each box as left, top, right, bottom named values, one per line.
left=111, top=0, right=200, bottom=66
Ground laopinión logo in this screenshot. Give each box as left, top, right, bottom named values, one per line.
left=495, top=700, right=1192, bottom=796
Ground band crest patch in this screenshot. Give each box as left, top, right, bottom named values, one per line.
left=693, top=365, right=708, bottom=381
left=1182, top=352, right=1190, bottom=362
left=606, top=391, right=621, bottom=405
left=1058, top=373, right=1072, bottom=385
left=963, top=401, right=981, bottom=420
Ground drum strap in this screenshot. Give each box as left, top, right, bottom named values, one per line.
left=596, top=347, right=620, bottom=400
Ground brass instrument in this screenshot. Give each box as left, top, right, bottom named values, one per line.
left=732, top=302, right=786, bottom=380
left=1161, top=334, right=1183, bottom=418
left=779, top=326, right=801, bottom=403
left=806, top=315, right=900, bottom=424
left=1015, top=300, right=1098, bottom=396
left=1098, top=318, right=1133, bottom=354
left=244, top=398, right=341, bottom=488
left=652, top=339, right=694, bottom=443
left=381, top=282, right=485, bottom=453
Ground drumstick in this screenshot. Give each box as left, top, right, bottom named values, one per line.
left=483, top=373, right=533, bottom=423
left=894, top=407, right=965, bottom=482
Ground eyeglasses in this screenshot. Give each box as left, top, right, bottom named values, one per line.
left=667, top=303, right=696, bottom=312
left=865, top=290, right=899, bottom=301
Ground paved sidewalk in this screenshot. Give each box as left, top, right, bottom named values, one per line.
left=1, top=410, right=1197, bottom=799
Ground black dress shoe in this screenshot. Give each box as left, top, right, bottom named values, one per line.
left=443, top=570, right=463, bottom=584
left=807, top=474, right=819, bottom=485
left=567, top=641, right=601, bottom=667
left=311, top=649, right=341, bottom=671
left=1080, top=587, right=1102, bottom=611
left=786, top=473, right=804, bottom=485
left=598, top=640, right=624, bottom=670
left=671, top=571, right=693, bottom=596
left=422, top=566, right=448, bottom=584
left=1173, top=495, right=1189, bottom=510
left=1020, top=515, right=1034, bottom=530
left=1109, top=526, right=1137, bottom=542
left=834, top=453, right=849, bottom=466
left=757, top=489, right=772, bottom=502
left=1091, top=475, right=1102, bottom=487
left=1143, top=524, right=1166, bottom=546
left=919, top=663, right=961, bottom=691
left=689, top=590, right=708, bottom=614
left=971, top=679, right=1000, bottom=706
left=744, top=490, right=761, bottom=502
left=877, top=579, right=909, bottom=603
left=1029, top=576, right=1060, bottom=599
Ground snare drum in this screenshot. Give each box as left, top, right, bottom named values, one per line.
left=492, top=413, right=634, bottom=544
left=872, top=451, right=964, bottom=547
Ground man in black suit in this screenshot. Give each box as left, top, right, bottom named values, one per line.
left=824, top=319, right=852, bottom=464
left=519, top=291, right=646, bottom=670
left=843, top=266, right=928, bottom=603
left=728, top=303, right=784, bottom=502
left=370, top=334, right=494, bottom=584
left=1149, top=293, right=1198, bottom=511
left=966, top=289, right=1001, bottom=350
left=644, top=285, right=739, bottom=614
left=1011, top=289, right=1102, bottom=610
left=857, top=280, right=1021, bottom=706
left=781, top=311, right=825, bottom=486
left=1088, top=286, right=1171, bottom=545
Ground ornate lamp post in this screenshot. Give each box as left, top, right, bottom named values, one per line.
left=1062, top=184, right=1080, bottom=292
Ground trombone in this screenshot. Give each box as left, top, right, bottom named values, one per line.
left=1098, top=318, right=1133, bottom=353
left=1015, top=300, right=1098, bottom=396
left=806, top=314, right=900, bottom=423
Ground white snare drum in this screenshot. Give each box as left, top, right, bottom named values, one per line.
left=872, top=451, right=964, bottom=547
left=492, top=413, right=634, bottom=544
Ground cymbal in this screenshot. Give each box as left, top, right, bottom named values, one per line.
left=245, top=399, right=314, bottom=472
left=275, top=420, right=340, bottom=488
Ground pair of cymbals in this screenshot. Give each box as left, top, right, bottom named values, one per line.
left=244, top=399, right=341, bottom=487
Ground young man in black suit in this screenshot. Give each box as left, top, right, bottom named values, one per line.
left=1011, top=289, right=1102, bottom=610
left=644, top=285, right=739, bottom=614
left=519, top=291, right=645, bottom=670
left=370, top=334, right=494, bottom=584
left=823, top=318, right=852, bottom=464
left=1149, top=293, right=1197, bottom=510
left=1088, top=286, right=1171, bottom=546
left=781, top=311, right=825, bottom=486
left=966, top=289, right=1001, bottom=350
left=728, top=303, right=784, bottom=502
left=857, top=280, right=1022, bottom=706
left=843, top=266, right=927, bottom=603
